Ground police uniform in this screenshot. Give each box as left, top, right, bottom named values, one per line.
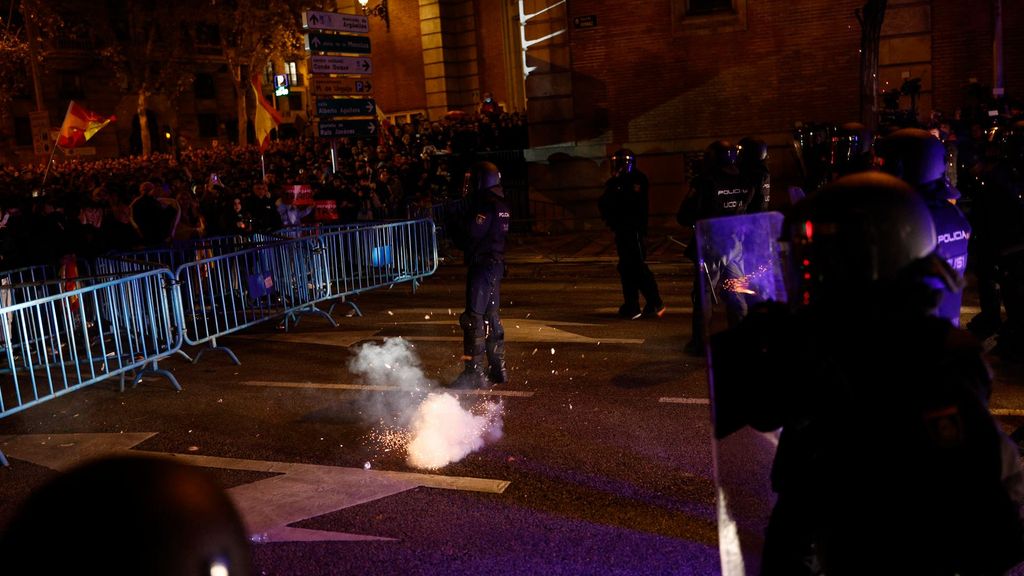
left=457, top=162, right=511, bottom=387
left=711, top=174, right=1024, bottom=575
left=876, top=128, right=972, bottom=327
left=599, top=150, right=664, bottom=319
left=679, top=141, right=749, bottom=350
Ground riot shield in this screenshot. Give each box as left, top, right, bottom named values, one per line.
left=694, top=211, right=786, bottom=576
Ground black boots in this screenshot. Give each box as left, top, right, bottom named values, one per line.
left=486, top=338, right=508, bottom=385
left=455, top=312, right=508, bottom=388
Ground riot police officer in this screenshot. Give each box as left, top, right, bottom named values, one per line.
left=710, top=173, right=1024, bottom=575
left=455, top=161, right=511, bottom=388
left=599, top=148, right=665, bottom=319
left=678, top=140, right=748, bottom=352
left=969, top=120, right=1024, bottom=357
left=738, top=136, right=770, bottom=212
left=875, top=127, right=972, bottom=326
left=830, top=121, right=874, bottom=179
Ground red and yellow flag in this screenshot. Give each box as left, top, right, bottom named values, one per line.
left=252, top=75, right=283, bottom=153
left=57, top=101, right=115, bottom=149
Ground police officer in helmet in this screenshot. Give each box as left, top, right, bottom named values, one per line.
left=710, top=172, right=1024, bottom=575
left=875, top=127, right=971, bottom=326
left=599, top=148, right=665, bottom=320
left=738, top=136, right=771, bottom=212
left=678, top=140, right=748, bottom=353
left=454, top=161, right=511, bottom=388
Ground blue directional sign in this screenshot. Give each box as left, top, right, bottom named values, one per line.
left=318, top=119, right=378, bottom=138
left=304, top=32, right=371, bottom=55
left=316, top=98, right=376, bottom=118
left=303, top=11, right=369, bottom=34
left=310, top=55, right=372, bottom=75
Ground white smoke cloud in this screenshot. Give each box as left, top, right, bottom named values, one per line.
left=348, top=337, right=504, bottom=470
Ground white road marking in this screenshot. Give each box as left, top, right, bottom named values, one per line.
left=230, top=330, right=380, bottom=347
left=242, top=381, right=535, bottom=398
left=0, top=432, right=509, bottom=543
left=659, top=397, right=710, bottom=405
left=399, top=318, right=644, bottom=344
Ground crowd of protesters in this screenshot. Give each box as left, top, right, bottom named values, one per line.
left=0, top=109, right=528, bottom=271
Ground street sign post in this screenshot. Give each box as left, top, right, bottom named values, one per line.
left=318, top=120, right=377, bottom=138
left=302, top=11, right=369, bottom=34
left=310, top=77, right=373, bottom=97
left=316, top=98, right=376, bottom=117
left=29, top=110, right=51, bottom=156
left=304, top=32, right=371, bottom=55
left=310, top=55, right=373, bottom=75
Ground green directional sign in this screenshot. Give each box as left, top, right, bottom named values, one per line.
left=318, top=119, right=378, bottom=138
left=304, top=32, right=371, bottom=55
left=316, top=98, right=376, bottom=117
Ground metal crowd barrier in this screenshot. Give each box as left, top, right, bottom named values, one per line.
left=173, top=218, right=438, bottom=363
left=0, top=269, right=184, bottom=466
left=0, top=220, right=437, bottom=466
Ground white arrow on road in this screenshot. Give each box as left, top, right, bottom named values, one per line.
left=0, top=432, right=509, bottom=543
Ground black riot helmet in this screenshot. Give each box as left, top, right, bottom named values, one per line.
left=782, top=172, right=937, bottom=311
left=737, top=137, right=768, bottom=166
left=705, top=140, right=739, bottom=175
left=473, top=160, right=503, bottom=197
left=0, top=455, right=253, bottom=576
left=874, top=127, right=948, bottom=190
left=830, top=122, right=873, bottom=177
left=611, top=148, right=636, bottom=176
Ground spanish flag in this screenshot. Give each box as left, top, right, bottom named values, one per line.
left=252, top=75, right=283, bottom=153
left=57, top=101, right=115, bottom=149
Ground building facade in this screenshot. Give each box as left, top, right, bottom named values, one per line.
left=4, top=0, right=1020, bottom=227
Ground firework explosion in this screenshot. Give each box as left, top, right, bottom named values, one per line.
left=349, top=338, right=505, bottom=470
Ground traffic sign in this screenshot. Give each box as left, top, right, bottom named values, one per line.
left=316, top=97, right=376, bottom=117
left=310, top=77, right=373, bottom=96
left=29, top=110, right=51, bottom=156
left=305, top=32, right=371, bottom=55
left=302, top=11, right=369, bottom=34
left=310, top=55, right=372, bottom=75
left=318, top=119, right=378, bottom=138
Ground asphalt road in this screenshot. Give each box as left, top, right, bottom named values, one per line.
left=1, top=229, right=1022, bottom=576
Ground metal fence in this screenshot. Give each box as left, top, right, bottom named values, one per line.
left=0, top=219, right=438, bottom=466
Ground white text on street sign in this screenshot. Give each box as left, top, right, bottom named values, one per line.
left=310, top=55, right=373, bottom=76
left=302, top=11, right=369, bottom=34
left=310, top=77, right=373, bottom=96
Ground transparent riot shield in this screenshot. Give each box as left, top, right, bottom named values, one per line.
left=694, top=212, right=787, bottom=576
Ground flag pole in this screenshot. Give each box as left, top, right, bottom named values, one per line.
left=261, top=153, right=266, bottom=182
left=41, top=142, right=60, bottom=186
left=43, top=101, right=75, bottom=187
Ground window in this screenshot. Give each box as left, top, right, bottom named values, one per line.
left=197, top=113, right=219, bottom=138
left=285, top=62, right=299, bottom=87
left=195, top=73, right=216, bottom=100
left=687, top=0, right=733, bottom=15
left=58, top=73, right=85, bottom=100
left=673, top=0, right=746, bottom=35
left=14, top=116, right=32, bottom=147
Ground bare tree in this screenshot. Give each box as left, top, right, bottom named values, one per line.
left=210, top=0, right=327, bottom=147
left=92, top=0, right=198, bottom=157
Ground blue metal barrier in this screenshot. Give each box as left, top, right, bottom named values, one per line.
left=0, top=220, right=438, bottom=465
left=174, top=219, right=437, bottom=363
left=0, top=269, right=184, bottom=465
